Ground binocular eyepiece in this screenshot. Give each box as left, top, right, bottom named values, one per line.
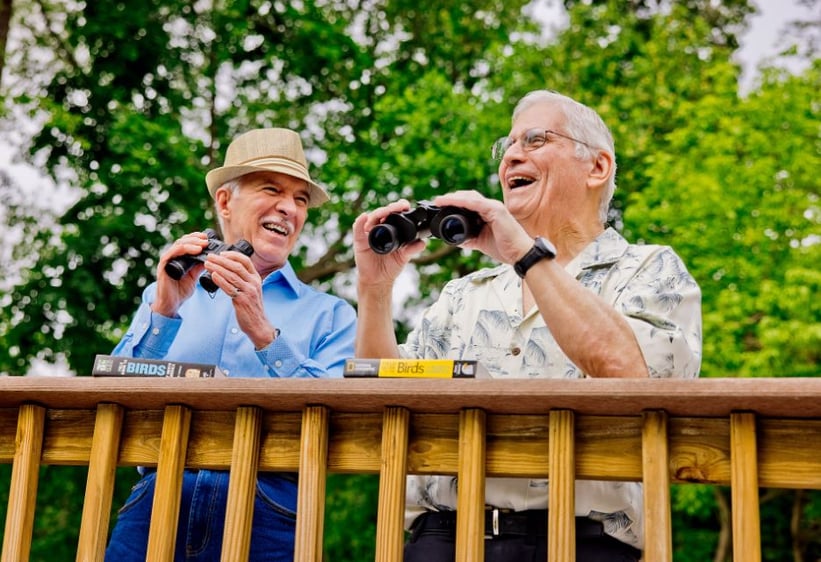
left=368, top=202, right=484, bottom=255
left=164, top=229, right=254, bottom=292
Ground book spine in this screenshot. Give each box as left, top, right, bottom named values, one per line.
left=343, top=359, right=477, bottom=379
left=92, top=355, right=219, bottom=378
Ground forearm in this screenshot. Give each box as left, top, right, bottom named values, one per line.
left=355, top=286, right=400, bottom=359
left=526, top=260, right=649, bottom=378
left=113, top=303, right=181, bottom=360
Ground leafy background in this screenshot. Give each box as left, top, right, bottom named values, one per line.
left=0, top=0, right=818, bottom=560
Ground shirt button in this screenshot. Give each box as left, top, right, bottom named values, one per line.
left=511, top=347, right=521, bottom=356
left=224, top=370, right=230, bottom=376
left=151, top=328, right=160, bottom=336
left=274, top=360, right=283, bottom=368
left=231, top=328, right=238, bottom=334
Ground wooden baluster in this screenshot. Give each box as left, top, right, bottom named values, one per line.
left=1, top=404, right=45, bottom=562
left=455, top=408, right=486, bottom=562
left=294, top=406, right=330, bottom=562
left=76, top=403, right=124, bottom=562
left=146, top=404, right=192, bottom=562
left=221, top=406, right=263, bottom=562
left=731, top=412, right=761, bottom=562
left=642, top=410, right=672, bottom=562
left=548, top=409, right=575, bottom=562
left=376, top=407, right=410, bottom=562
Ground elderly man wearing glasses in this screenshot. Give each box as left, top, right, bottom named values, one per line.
left=352, top=90, right=702, bottom=562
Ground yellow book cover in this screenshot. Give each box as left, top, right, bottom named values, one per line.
left=343, top=358, right=485, bottom=379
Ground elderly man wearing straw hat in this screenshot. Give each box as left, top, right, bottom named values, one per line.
left=105, top=128, right=356, bottom=561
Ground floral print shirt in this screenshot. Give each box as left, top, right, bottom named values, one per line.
left=400, top=228, right=702, bottom=548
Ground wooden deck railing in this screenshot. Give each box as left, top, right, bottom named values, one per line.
left=1, top=376, right=820, bottom=561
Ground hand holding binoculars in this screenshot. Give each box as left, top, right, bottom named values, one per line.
left=368, top=202, right=485, bottom=254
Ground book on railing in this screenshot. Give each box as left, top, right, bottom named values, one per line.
left=343, top=358, right=487, bottom=379
left=91, top=354, right=226, bottom=378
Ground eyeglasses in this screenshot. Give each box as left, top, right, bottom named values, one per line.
left=491, top=128, right=598, bottom=161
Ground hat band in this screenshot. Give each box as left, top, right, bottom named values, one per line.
left=237, top=156, right=311, bottom=180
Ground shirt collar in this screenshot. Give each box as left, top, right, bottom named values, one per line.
left=261, top=261, right=302, bottom=298
left=565, top=228, right=630, bottom=277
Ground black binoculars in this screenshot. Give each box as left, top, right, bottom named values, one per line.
left=368, top=202, right=484, bottom=254
left=164, top=229, right=254, bottom=292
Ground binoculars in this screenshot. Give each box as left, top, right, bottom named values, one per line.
left=164, top=229, right=254, bottom=292
left=368, top=202, right=484, bottom=254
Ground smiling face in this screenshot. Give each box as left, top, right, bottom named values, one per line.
left=498, top=101, right=602, bottom=235
left=215, top=171, right=310, bottom=277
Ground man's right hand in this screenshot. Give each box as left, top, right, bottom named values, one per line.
left=151, top=232, right=210, bottom=317
left=352, top=200, right=426, bottom=291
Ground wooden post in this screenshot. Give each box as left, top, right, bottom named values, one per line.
left=548, top=409, right=575, bottom=562
left=642, top=410, right=672, bottom=562
left=221, top=406, right=263, bottom=562
left=294, top=406, right=330, bottom=562
left=375, top=407, right=410, bottom=562
left=77, top=403, right=124, bottom=562
left=146, top=404, right=191, bottom=562
left=455, top=408, right=486, bottom=562
left=1, top=404, right=46, bottom=562
left=731, top=412, right=761, bottom=562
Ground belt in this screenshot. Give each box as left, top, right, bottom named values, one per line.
left=411, top=509, right=605, bottom=539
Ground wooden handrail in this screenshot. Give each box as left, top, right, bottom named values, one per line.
left=1, top=377, right=820, bottom=416
left=1, top=376, right=820, bottom=562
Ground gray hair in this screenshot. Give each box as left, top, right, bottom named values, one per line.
left=512, top=90, right=617, bottom=224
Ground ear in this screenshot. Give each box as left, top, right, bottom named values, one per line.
left=586, top=150, right=614, bottom=191
left=214, top=186, right=233, bottom=219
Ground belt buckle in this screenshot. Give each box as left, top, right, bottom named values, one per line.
left=484, top=507, right=500, bottom=539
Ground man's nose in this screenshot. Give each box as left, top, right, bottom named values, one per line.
left=502, top=139, right=527, bottom=164
left=276, top=195, right=298, bottom=215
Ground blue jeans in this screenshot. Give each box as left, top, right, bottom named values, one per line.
left=105, top=469, right=298, bottom=562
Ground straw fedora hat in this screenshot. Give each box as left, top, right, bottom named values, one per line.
left=205, top=128, right=329, bottom=207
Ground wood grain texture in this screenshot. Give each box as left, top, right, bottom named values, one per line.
left=2, top=377, right=820, bottom=417
left=221, top=406, right=262, bottom=562
left=2, top=377, right=821, bottom=562
left=294, top=406, right=329, bottom=562
left=146, top=405, right=191, bottom=562
left=548, top=410, right=575, bottom=562
left=375, top=407, right=409, bottom=562
left=642, top=410, right=672, bottom=562
left=455, top=409, right=486, bottom=562
left=1, top=404, right=45, bottom=562
left=76, top=403, right=124, bottom=562
left=731, top=412, right=761, bottom=562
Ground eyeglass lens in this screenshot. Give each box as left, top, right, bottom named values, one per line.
left=492, top=129, right=550, bottom=160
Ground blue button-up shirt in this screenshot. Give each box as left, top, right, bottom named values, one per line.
left=113, top=262, right=356, bottom=378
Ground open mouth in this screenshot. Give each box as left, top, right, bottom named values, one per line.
left=262, top=221, right=290, bottom=236
left=507, top=175, right=537, bottom=189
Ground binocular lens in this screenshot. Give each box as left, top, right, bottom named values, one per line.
left=437, top=215, right=471, bottom=245
left=164, top=261, right=188, bottom=280
left=368, top=224, right=401, bottom=255
left=199, top=273, right=218, bottom=293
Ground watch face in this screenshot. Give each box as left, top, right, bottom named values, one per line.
left=534, top=237, right=556, bottom=258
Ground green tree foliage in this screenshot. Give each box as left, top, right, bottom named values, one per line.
left=0, top=0, right=818, bottom=560
left=0, top=0, right=532, bottom=374
left=624, top=62, right=821, bottom=377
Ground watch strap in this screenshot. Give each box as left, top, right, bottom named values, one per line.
left=514, top=237, right=556, bottom=278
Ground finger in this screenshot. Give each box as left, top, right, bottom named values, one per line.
left=367, top=200, right=412, bottom=227
left=205, top=251, right=254, bottom=277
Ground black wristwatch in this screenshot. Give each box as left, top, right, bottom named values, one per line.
left=514, top=237, right=557, bottom=278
